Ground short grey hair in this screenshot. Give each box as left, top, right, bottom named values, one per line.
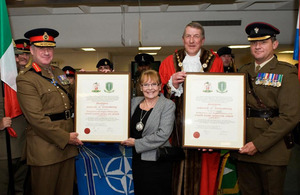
left=182, top=22, right=205, bottom=38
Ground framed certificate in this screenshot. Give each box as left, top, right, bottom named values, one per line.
left=183, top=73, right=246, bottom=149
left=75, top=72, right=130, bottom=142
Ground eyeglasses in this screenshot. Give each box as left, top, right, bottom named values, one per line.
left=141, top=83, right=159, bottom=88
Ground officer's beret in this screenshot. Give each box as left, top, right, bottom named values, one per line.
left=96, top=58, right=113, bottom=70
left=24, top=28, right=59, bottom=47
left=217, top=47, right=232, bottom=57
left=62, top=66, right=76, bottom=77
left=134, top=53, right=154, bottom=66
left=14, top=39, right=30, bottom=53
left=245, top=22, right=280, bottom=41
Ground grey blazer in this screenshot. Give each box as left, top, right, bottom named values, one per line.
left=131, top=94, right=175, bottom=161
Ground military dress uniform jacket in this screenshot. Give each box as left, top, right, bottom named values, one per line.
left=232, top=57, right=300, bottom=166
left=0, top=82, right=27, bottom=160
left=16, top=64, right=78, bottom=166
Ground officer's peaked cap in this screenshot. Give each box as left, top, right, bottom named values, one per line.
left=24, top=28, right=59, bottom=47
left=245, top=22, right=280, bottom=41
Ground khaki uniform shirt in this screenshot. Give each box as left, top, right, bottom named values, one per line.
left=232, top=57, right=300, bottom=166
left=16, top=64, right=78, bottom=166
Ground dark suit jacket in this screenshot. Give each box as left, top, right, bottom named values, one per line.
left=132, top=94, right=175, bottom=161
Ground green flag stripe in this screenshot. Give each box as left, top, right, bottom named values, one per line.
left=0, top=0, right=13, bottom=57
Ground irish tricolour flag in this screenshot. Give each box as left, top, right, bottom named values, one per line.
left=0, top=1, right=22, bottom=137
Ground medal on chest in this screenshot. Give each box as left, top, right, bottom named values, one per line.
left=255, top=73, right=283, bottom=87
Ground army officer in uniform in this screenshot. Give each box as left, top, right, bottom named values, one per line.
left=217, top=46, right=236, bottom=73
left=16, top=28, right=83, bottom=195
left=62, top=66, right=76, bottom=84
left=15, top=39, right=31, bottom=71
left=96, top=58, right=114, bottom=73
left=231, top=22, right=300, bottom=195
left=132, top=53, right=154, bottom=97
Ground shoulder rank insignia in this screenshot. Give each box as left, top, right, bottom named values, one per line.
left=32, top=62, right=42, bottom=72
left=255, top=73, right=283, bottom=87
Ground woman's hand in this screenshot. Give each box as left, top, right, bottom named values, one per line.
left=121, top=138, right=135, bottom=147
left=198, top=148, right=214, bottom=152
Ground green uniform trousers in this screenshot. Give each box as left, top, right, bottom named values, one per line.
left=237, top=161, right=287, bottom=195
left=30, top=157, right=75, bottom=195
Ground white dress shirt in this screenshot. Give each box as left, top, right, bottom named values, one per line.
left=168, top=50, right=203, bottom=97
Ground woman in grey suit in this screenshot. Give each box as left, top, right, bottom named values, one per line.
left=121, top=70, right=175, bottom=195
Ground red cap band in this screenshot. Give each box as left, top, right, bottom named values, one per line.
left=30, top=35, right=55, bottom=43
left=16, top=43, right=30, bottom=50
left=65, top=70, right=75, bottom=75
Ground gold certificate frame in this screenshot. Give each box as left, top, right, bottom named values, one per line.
left=75, top=72, right=130, bottom=142
left=183, top=73, right=246, bottom=149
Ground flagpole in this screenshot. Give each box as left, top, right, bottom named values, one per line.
left=1, top=81, right=15, bottom=195
left=5, top=128, right=15, bottom=195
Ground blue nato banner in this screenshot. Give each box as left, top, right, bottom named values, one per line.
left=76, top=143, right=134, bottom=195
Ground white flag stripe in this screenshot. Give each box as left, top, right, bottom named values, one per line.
left=0, top=42, right=18, bottom=91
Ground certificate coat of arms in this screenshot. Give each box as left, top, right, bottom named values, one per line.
left=217, top=81, right=228, bottom=93
left=105, top=82, right=114, bottom=93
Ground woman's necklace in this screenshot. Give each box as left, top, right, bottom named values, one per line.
left=135, top=98, right=158, bottom=131
left=135, top=109, right=149, bottom=131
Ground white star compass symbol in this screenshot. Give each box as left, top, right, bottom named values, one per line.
left=105, top=154, right=133, bottom=194
left=80, top=145, right=134, bottom=195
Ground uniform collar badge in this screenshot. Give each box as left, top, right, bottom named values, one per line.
left=32, top=62, right=42, bottom=72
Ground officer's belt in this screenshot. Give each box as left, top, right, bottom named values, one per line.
left=45, top=109, right=74, bottom=121
left=247, top=107, right=279, bottom=118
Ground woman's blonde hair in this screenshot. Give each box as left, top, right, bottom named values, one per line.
left=139, top=70, right=161, bottom=85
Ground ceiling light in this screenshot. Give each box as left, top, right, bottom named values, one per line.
left=228, top=45, right=250, bottom=49
left=139, top=52, right=157, bottom=55
left=279, top=51, right=294, bottom=54
left=81, top=48, right=96, bottom=51
left=146, top=53, right=157, bottom=55
left=138, top=47, right=161, bottom=51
